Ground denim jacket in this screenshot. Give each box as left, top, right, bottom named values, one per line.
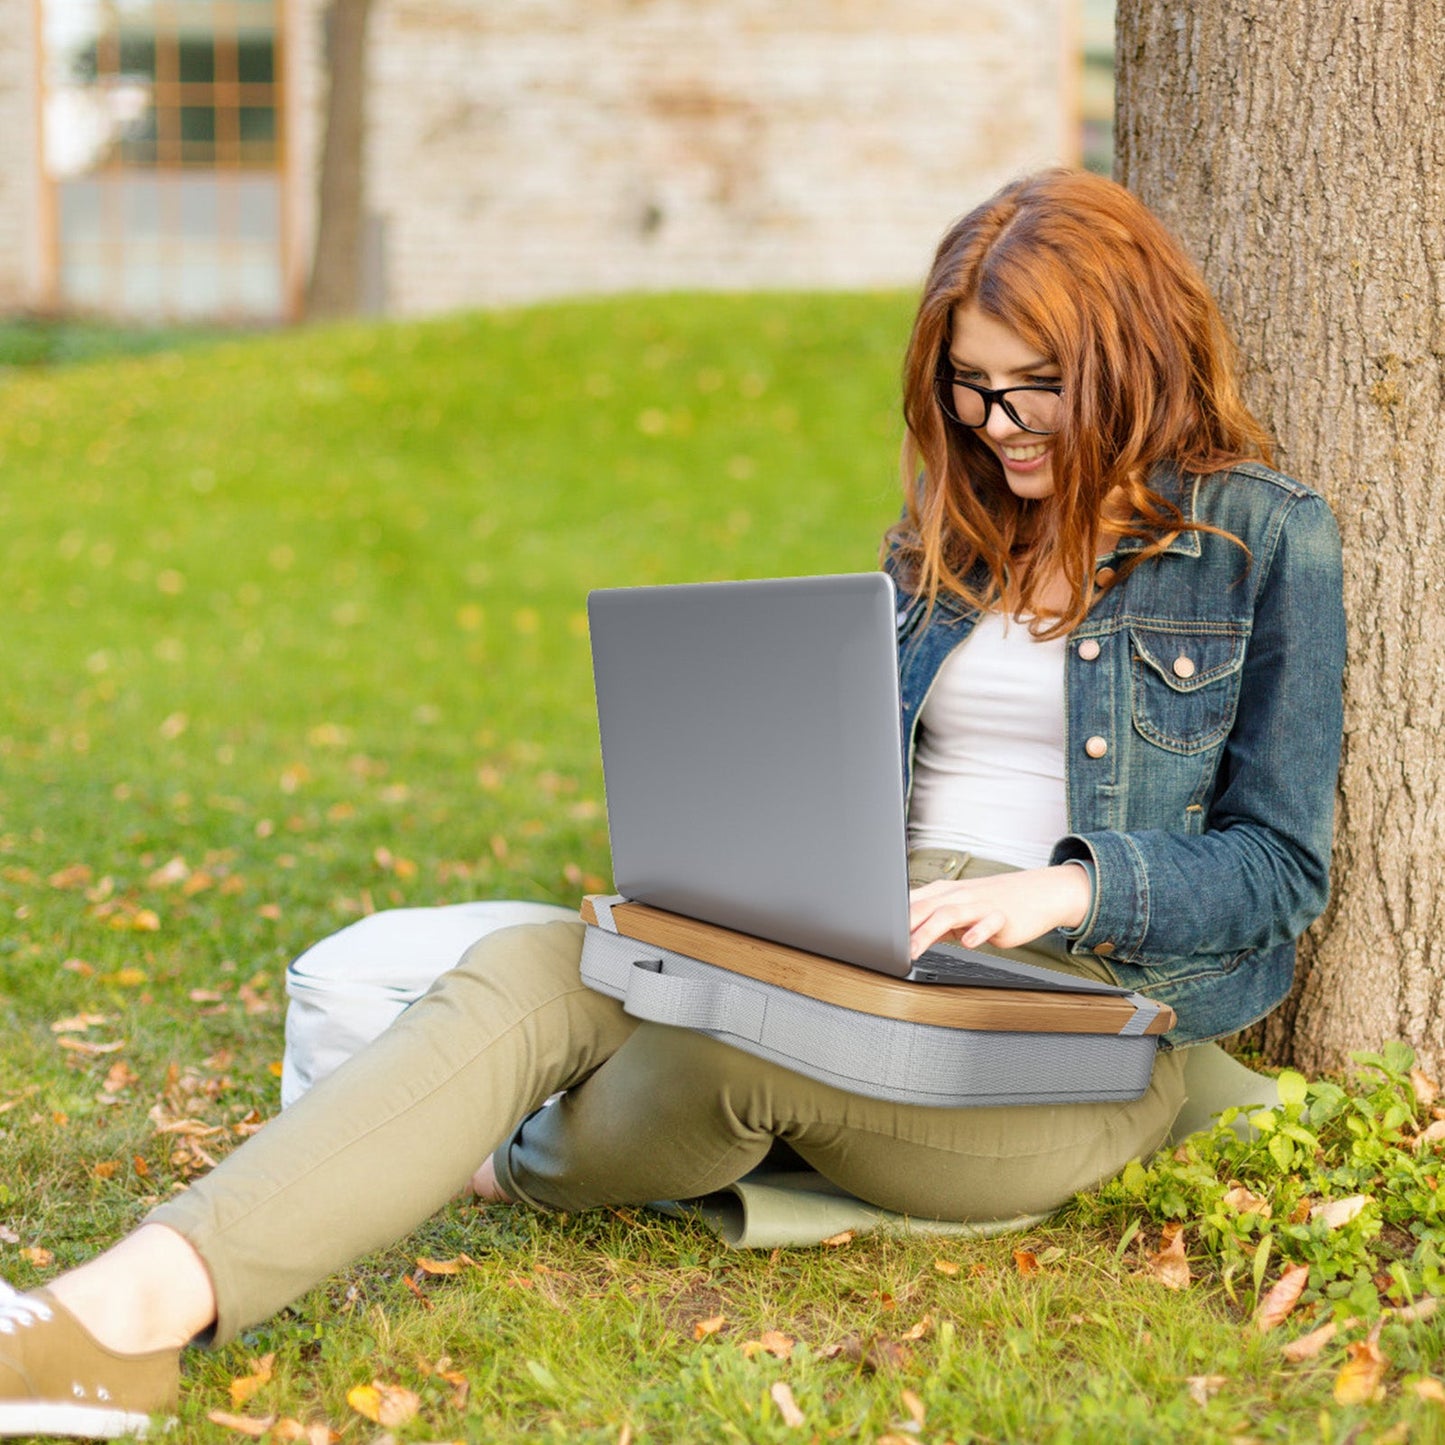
left=889, top=462, right=1346, bottom=1045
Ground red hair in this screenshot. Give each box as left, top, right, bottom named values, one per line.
left=887, top=168, right=1272, bottom=636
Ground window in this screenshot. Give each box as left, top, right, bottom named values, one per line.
left=40, top=0, right=288, bottom=321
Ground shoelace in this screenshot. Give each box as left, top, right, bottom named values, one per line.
left=0, top=1281, right=53, bottom=1334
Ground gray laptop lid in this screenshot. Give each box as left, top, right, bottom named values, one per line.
left=588, top=573, right=915, bottom=975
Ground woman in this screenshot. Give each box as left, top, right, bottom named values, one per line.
left=0, top=169, right=1345, bottom=1436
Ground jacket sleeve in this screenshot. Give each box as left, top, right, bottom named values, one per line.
left=1051, top=491, right=1346, bottom=965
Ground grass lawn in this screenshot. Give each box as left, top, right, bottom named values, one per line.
left=1, top=296, right=1441, bottom=1443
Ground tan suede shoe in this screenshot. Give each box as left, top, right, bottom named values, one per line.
left=0, top=1284, right=179, bottom=1438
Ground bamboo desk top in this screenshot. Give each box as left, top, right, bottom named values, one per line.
left=579, top=896, right=1174, bottom=1037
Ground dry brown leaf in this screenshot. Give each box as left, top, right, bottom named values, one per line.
left=206, top=1411, right=276, bottom=1437
left=415, top=1256, right=465, bottom=1276
left=741, top=1330, right=795, bottom=1361
left=1413, top=1120, right=1445, bottom=1152
left=271, top=1420, right=339, bottom=1445
left=693, top=1314, right=726, bottom=1340
left=1411, top=1068, right=1440, bottom=1106
left=0, top=1224, right=19, bottom=1244
left=820, top=1230, right=855, bottom=1248
left=934, top=1258, right=960, bottom=1276
left=102, top=1061, right=139, bottom=1095
left=1187, top=1375, right=1227, bottom=1406
left=50, top=1013, right=109, bottom=1034
left=876, top=1437, right=917, bottom=1445
left=229, top=1354, right=275, bottom=1409
left=1393, top=1297, right=1439, bottom=1324
left=1411, top=1377, right=1445, bottom=1405
left=1254, top=1263, right=1310, bottom=1332
left=345, top=1382, right=420, bottom=1427
left=1333, top=1339, right=1389, bottom=1405
left=1013, top=1250, right=1040, bottom=1276
left=1221, top=1185, right=1272, bottom=1218
left=1310, top=1195, right=1368, bottom=1230
left=1281, top=1320, right=1340, bottom=1362
left=900, top=1387, right=926, bottom=1425
left=21, top=1246, right=54, bottom=1268
left=769, top=1381, right=805, bottom=1428
left=49, top=863, right=93, bottom=890
left=901, top=1315, right=933, bottom=1341
left=57, top=1036, right=126, bottom=1056
left=1145, top=1224, right=1192, bottom=1291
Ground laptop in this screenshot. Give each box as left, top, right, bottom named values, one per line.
left=587, top=572, right=1123, bottom=994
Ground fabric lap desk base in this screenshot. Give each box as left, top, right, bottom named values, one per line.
left=577, top=897, right=1167, bottom=1108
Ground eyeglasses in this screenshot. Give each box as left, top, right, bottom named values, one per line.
left=938, top=376, right=1064, bottom=436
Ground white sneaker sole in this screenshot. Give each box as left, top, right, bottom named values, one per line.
left=0, top=1399, right=163, bottom=1438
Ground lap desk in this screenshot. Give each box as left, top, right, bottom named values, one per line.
left=578, top=894, right=1174, bottom=1109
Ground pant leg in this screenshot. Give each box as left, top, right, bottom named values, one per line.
left=495, top=853, right=1184, bottom=1222
left=147, top=920, right=634, bottom=1345
left=497, top=1023, right=1185, bottom=1222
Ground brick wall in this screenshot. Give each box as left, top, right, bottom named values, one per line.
left=359, top=0, right=1071, bottom=315
left=0, top=0, right=39, bottom=310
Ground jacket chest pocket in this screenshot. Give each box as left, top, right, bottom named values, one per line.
left=1128, top=625, right=1246, bottom=755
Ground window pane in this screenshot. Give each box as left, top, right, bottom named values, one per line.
left=178, top=35, right=215, bottom=82
left=236, top=34, right=274, bottom=83
left=117, top=29, right=156, bottom=79
left=119, top=174, right=162, bottom=235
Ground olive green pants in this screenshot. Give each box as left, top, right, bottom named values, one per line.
left=149, top=853, right=1186, bottom=1346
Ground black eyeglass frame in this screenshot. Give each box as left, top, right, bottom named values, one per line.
left=936, top=373, right=1065, bottom=437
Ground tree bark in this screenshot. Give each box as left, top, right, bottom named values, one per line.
left=1114, top=0, right=1445, bottom=1076
left=305, top=0, right=375, bottom=320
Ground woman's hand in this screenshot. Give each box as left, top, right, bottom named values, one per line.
left=908, top=864, right=1092, bottom=957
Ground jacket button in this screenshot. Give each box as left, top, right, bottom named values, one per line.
left=1077, top=638, right=1101, bottom=661
left=1094, top=940, right=1116, bottom=956
left=1084, top=735, right=1108, bottom=758
left=1094, top=566, right=1116, bottom=588
left=1172, top=654, right=1197, bottom=679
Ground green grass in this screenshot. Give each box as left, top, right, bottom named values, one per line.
left=2, top=296, right=1442, bottom=1443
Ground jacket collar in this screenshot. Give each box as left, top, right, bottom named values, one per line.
left=1101, top=464, right=1203, bottom=561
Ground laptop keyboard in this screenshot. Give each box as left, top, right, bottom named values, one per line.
left=908, top=944, right=1127, bottom=994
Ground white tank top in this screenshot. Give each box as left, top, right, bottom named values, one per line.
left=906, top=612, right=1068, bottom=870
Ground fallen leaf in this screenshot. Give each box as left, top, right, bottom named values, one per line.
left=1393, top=1297, right=1439, bottom=1324
left=769, top=1381, right=805, bottom=1428
left=346, top=1381, right=420, bottom=1427
left=1145, top=1225, right=1192, bottom=1291
left=740, top=1330, right=795, bottom=1361
left=1187, top=1375, right=1227, bottom=1406
left=271, top=1420, right=339, bottom=1445
left=22, top=1246, right=54, bottom=1268
left=48, top=863, right=93, bottom=890
left=0, top=1225, right=19, bottom=1244
left=230, top=1354, right=275, bottom=1408
left=1411, top=1377, right=1445, bottom=1405
left=147, top=857, right=190, bottom=888
left=56, top=1036, right=126, bottom=1056
left=102, top=1060, right=139, bottom=1094
left=1333, top=1339, right=1388, bottom=1405
left=934, top=1258, right=960, bottom=1276
left=900, top=1387, right=926, bottom=1425
left=50, top=1013, right=110, bottom=1034
left=1411, top=1068, right=1440, bottom=1106
left=415, top=1256, right=465, bottom=1275
left=1413, top=1120, right=1445, bottom=1152
left=207, top=1412, right=276, bottom=1437
left=1221, top=1185, right=1273, bottom=1218
left=1254, top=1263, right=1310, bottom=1332
left=820, top=1230, right=855, bottom=1248
left=1281, top=1320, right=1340, bottom=1362
left=693, top=1314, right=726, bottom=1340
left=1310, top=1195, right=1368, bottom=1229
left=901, top=1316, right=932, bottom=1341
left=1013, top=1250, right=1040, bottom=1276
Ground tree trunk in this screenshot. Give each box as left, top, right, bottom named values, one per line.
left=1114, top=0, right=1445, bottom=1076
left=305, top=0, right=375, bottom=320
